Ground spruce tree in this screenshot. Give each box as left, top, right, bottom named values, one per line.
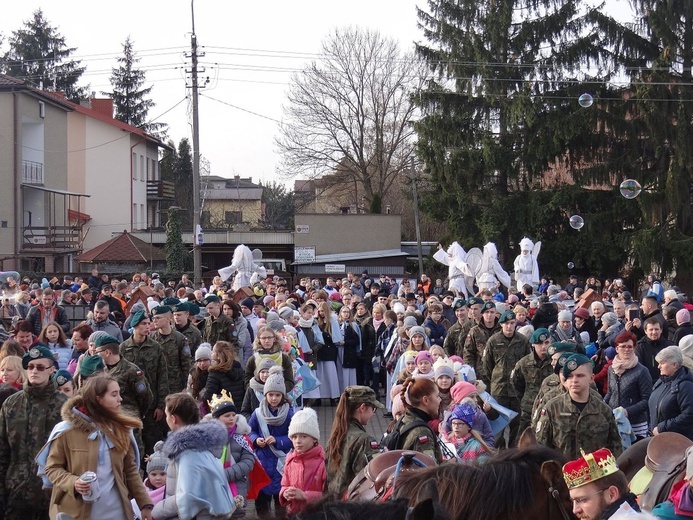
left=3, top=9, right=87, bottom=101
left=414, top=0, right=644, bottom=275
left=165, top=206, right=190, bottom=274
left=103, top=36, right=166, bottom=136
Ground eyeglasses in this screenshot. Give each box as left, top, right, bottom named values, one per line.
left=94, top=349, right=107, bottom=355
left=572, top=489, right=606, bottom=505
left=26, top=363, right=51, bottom=372
left=259, top=336, right=275, bottom=341
left=616, top=345, right=634, bottom=350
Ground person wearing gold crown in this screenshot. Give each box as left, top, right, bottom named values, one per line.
left=563, top=448, right=653, bottom=519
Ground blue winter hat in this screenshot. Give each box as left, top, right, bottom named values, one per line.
left=448, top=403, right=476, bottom=428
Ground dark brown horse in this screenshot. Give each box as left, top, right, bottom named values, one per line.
left=392, top=446, right=575, bottom=520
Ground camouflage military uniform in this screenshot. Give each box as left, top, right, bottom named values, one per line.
left=176, top=321, right=203, bottom=354
left=105, top=356, right=153, bottom=418
left=0, top=382, right=67, bottom=520
left=463, top=321, right=500, bottom=384
left=531, top=375, right=599, bottom=428
left=511, top=351, right=553, bottom=435
left=151, top=330, right=192, bottom=394
left=535, top=390, right=623, bottom=459
left=120, top=336, right=169, bottom=455
left=443, top=319, right=473, bottom=357
left=326, top=419, right=380, bottom=496
left=482, top=331, right=530, bottom=446
left=203, top=313, right=238, bottom=346
left=398, top=409, right=443, bottom=464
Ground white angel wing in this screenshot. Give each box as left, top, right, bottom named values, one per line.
left=533, top=241, right=541, bottom=258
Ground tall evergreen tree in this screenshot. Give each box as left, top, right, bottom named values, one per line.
left=615, top=2, right=693, bottom=284
left=260, top=181, right=294, bottom=230
left=165, top=206, right=190, bottom=274
left=2, top=9, right=87, bottom=101
left=103, top=36, right=166, bottom=136
left=416, top=0, right=644, bottom=273
left=161, top=138, right=194, bottom=230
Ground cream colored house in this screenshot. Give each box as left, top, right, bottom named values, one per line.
left=0, top=74, right=87, bottom=272
left=66, top=98, right=171, bottom=251
left=201, top=175, right=264, bottom=229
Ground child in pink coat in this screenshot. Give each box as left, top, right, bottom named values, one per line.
left=279, top=408, right=326, bottom=514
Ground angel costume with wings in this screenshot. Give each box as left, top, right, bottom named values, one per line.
left=513, top=237, right=541, bottom=291
left=218, top=244, right=267, bottom=291
left=475, top=242, right=511, bottom=291
left=432, top=242, right=474, bottom=298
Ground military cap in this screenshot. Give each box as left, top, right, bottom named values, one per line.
left=151, top=305, right=172, bottom=316
left=345, top=385, right=384, bottom=408
left=203, top=294, right=221, bottom=305
left=530, top=328, right=551, bottom=344
left=453, top=299, right=468, bottom=310
left=481, top=301, right=496, bottom=313
left=80, top=355, right=105, bottom=378
left=94, top=334, right=120, bottom=348
left=561, top=353, right=593, bottom=379
left=547, top=341, right=578, bottom=357
left=499, top=310, right=516, bottom=323
left=554, top=352, right=574, bottom=375
left=54, top=369, right=73, bottom=387
left=468, top=297, right=485, bottom=307
left=161, top=297, right=180, bottom=306
left=172, top=301, right=190, bottom=313
left=187, top=302, right=201, bottom=316
left=22, top=345, right=55, bottom=369
left=131, top=309, right=148, bottom=328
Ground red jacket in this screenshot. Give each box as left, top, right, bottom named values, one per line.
left=279, top=444, right=326, bottom=514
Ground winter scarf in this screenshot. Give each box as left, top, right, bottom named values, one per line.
left=372, top=317, right=384, bottom=330
left=259, top=400, right=291, bottom=426
left=298, top=317, right=314, bottom=328
left=554, top=324, right=576, bottom=342
left=612, top=354, right=639, bottom=377
left=249, top=377, right=265, bottom=395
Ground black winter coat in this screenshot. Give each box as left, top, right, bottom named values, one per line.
left=673, top=323, right=693, bottom=345
left=604, top=362, right=652, bottom=426
left=649, top=366, right=693, bottom=440
left=200, top=360, right=245, bottom=409
left=635, top=336, right=675, bottom=382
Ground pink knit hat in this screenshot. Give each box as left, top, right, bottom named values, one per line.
left=415, top=351, right=433, bottom=364
left=677, top=308, right=691, bottom=326
left=450, top=381, right=477, bottom=403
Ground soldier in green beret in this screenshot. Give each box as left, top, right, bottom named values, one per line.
left=202, top=295, right=237, bottom=346
left=172, top=302, right=202, bottom=355
left=119, top=310, right=169, bottom=455
left=150, top=306, right=191, bottom=395
left=511, top=327, right=553, bottom=436
left=463, top=300, right=500, bottom=384
left=482, top=310, right=530, bottom=447
left=535, top=354, right=622, bottom=459
left=0, top=346, right=67, bottom=519
left=325, top=385, right=383, bottom=497
left=443, top=299, right=470, bottom=357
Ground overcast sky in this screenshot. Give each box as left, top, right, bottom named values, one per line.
left=3, top=1, right=636, bottom=186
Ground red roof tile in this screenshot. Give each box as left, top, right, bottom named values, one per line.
left=77, top=231, right=166, bottom=263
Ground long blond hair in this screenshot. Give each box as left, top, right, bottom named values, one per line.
left=78, top=375, right=142, bottom=454
left=317, top=301, right=335, bottom=336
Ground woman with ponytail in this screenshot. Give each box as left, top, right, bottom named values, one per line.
left=325, top=385, right=383, bottom=497
left=397, top=377, right=444, bottom=463
left=40, top=375, right=152, bottom=520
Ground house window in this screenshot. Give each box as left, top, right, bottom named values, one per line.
left=132, top=153, right=137, bottom=179
left=201, top=211, right=211, bottom=227
left=140, top=155, right=145, bottom=181
left=133, top=203, right=137, bottom=228
left=225, top=211, right=242, bottom=225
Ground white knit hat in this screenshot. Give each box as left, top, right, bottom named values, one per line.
left=263, top=365, right=287, bottom=396
left=288, top=407, right=319, bottom=440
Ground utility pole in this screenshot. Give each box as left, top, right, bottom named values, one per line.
left=189, top=0, right=203, bottom=287
left=410, top=156, right=424, bottom=278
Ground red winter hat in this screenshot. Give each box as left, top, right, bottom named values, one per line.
left=574, top=307, right=590, bottom=320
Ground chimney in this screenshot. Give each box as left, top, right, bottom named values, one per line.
left=91, top=99, right=114, bottom=119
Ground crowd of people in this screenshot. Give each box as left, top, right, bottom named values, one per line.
left=0, top=267, right=690, bottom=519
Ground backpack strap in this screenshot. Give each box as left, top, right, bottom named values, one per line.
left=397, top=418, right=434, bottom=448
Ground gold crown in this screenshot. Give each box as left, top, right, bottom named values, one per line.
left=208, top=389, right=235, bottom=411
left=562, top=449, right=619, bottom=489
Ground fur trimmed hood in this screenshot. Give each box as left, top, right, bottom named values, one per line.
left=61, top=395, right=97, bottom=433
left=234, top=413, right=251, bottom=435
left=162, top=419, right=228, bottom=460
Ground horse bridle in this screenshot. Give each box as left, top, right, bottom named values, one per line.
left=548, top=484, right=572, bottom=520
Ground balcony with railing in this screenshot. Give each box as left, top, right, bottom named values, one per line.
left=146, top=180, right=175, bottom=200
left=22, top=160, right=44, bottom=185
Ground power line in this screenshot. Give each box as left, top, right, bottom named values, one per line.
left=199, top=94, right=283, bottom=124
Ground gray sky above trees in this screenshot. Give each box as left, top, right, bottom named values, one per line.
left=3, top=0, right=633, bottom=184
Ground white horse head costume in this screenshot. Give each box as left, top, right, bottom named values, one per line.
left=218, top=244, right=267, bottom=291
left=513, top=237, right=541, bottom=291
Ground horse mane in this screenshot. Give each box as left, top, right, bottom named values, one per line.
left=295, top=495, right=409, bottom=520
left=394, top=446, right=569, bottom=520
